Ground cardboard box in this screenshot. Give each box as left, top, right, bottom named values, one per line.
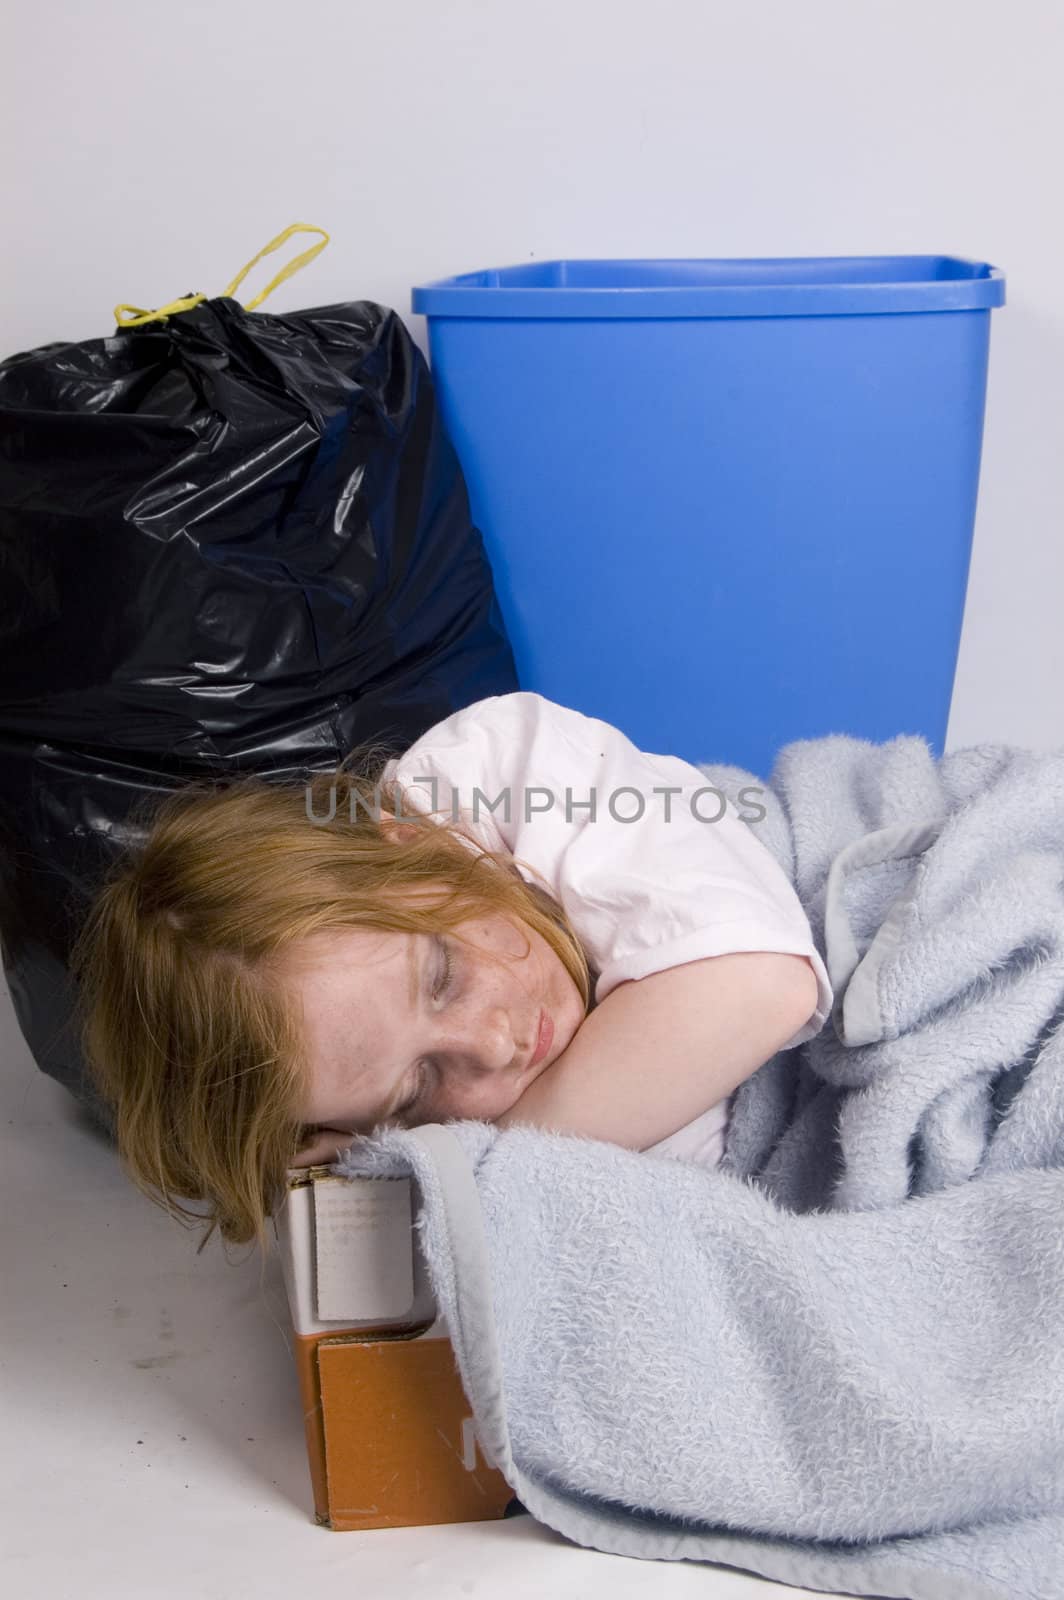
left=273, top=1165, right=517, bottom=1531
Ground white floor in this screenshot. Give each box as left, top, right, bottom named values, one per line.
left=1, top=974, right=855, bottom=1600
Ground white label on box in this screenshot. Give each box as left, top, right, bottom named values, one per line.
left=313, top=1177, right=415, bottom=1323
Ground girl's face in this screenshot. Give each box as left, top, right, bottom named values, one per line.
left=282, top=899, right=588, bottom=1151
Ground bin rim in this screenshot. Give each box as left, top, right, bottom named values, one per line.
left=411, top=255, right=1006, bottom=319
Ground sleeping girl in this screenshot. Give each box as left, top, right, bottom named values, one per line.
left=69, top=691, right=831, bottom=1256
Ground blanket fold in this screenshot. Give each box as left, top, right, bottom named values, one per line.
left=334, top=732, right=1064, bottom=1600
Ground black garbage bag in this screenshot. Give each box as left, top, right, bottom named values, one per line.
left=0, top=289, right=518, bottom=1131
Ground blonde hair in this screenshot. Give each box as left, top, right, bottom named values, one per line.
left=68, top=744, right=594, bottom=1260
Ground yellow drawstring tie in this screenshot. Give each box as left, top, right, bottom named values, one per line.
left=113, top=222, right=331, bottom=329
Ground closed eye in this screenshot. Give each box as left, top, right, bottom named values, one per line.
left=397, top=937, right=453, bottom=1120
left=434, top=938, right=453, bottom=999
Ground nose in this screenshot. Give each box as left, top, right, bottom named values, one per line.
left=477, top=1003, right=520, bottom=1073
left=438, top=1002, right=519, bottom=1078
left=423, top=1000, right=535, bottom=1123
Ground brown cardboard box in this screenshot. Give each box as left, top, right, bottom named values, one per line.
left=273, top=1165, right=516, bottom=1531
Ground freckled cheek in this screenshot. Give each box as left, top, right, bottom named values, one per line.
left=552, top=958, right=588, bottom=1043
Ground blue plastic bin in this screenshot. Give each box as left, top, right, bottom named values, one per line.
left=411, top=256, right=1005, bottom=776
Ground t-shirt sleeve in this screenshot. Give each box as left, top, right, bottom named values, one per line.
left=386, top=691, right=832, bottom=1049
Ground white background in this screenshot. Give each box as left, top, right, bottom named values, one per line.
left=3, top=3, right=1061, bottom=1597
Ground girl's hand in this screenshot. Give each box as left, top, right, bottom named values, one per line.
left=290, top=1126, right=360, bottom=1169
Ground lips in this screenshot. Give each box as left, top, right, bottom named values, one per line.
left=528, top=1007, right=554, bottom=1070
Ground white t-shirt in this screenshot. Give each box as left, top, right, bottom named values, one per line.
left=380, top=691, right=832, bottom=1168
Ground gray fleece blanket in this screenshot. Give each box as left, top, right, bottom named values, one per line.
left=333, top=732, right=1064, bottom=1600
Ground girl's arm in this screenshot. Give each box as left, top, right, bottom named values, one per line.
left=494, top=951, right=818, bottom=1150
